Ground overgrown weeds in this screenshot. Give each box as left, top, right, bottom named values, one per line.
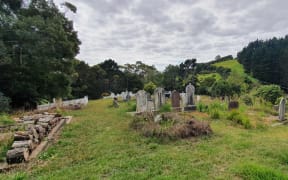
left=130, top=112, right=212, bottom=141
left=227, top=110, right=252, bottom=129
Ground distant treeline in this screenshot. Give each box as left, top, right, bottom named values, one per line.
left=237, top=36, right=288, bottom=90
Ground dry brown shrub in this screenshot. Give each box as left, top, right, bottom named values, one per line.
left=131, top=112, right=212, bottom=140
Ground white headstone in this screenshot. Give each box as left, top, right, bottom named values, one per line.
left=154, top=87, right=165, bottom=111
left=180, top=93, right=187, bottom=107
left=279, top=98, right=286, bottom=121
left=185, top=83, right=195, bottom=105
left=136, top=90, right=148, bottom=113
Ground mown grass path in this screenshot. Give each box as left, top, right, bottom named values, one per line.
left=1, top=99, right=288, bottom=179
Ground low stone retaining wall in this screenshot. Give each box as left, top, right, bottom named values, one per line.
left=4, top=113, right=71, bottom=164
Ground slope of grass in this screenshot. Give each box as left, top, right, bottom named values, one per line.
left=213, top=59, right=245, bottom=75
left=198, top=73, right=222, bottom=82
left=1, top=99, right=288, bottom=179
left=213, top=59, right=259, bottom=84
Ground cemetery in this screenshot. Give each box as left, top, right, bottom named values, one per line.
left=1, top=60, right=288, bottom=179
left=2, top=0, right=288, bottom=179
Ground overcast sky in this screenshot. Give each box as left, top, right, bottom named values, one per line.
left=54, top=0, right=288, bottom=70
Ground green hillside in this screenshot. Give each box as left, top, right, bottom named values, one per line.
left=213, top=59, right=258, bottom=84
left=213, top=60, right=245, bottom=74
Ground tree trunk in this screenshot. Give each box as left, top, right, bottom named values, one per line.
left=6, top=148, right=29, bottom=164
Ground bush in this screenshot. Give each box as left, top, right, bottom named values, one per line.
left=208, top=102, right=227, bottom=119
left=242, top=95, right=253, bottom=106
left=159, top=104, right=171, bottom=112
left=227, top=110, right=252, bottom=129
left=144, top=81, right=156, bottom=95
left=0, top=92, right=10, bottom=113
left=0, top=114, right=14, bottom=126
left=126, top=102, right=136, bottom=112
left=101, top=92, right=110, bottom=97
left=197, top=102, right=208, bottom=112
left=130, top=113, right=212, bottom=140
left=209, top=109, right=220, bottom=119
left=255, top=85, right=283, bottom=104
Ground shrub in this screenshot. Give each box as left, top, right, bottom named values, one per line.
left=197, top=102, right=208, bottom=112
left=208, top=102, right=227, bottom=119
left=126, top=102, right=136, bottom=112
left=0, top=114, right=14, bottom=126
left=0, top=92, right=10, bottom=113
left=241, top=95, right=253, bottom=106
left=144, top=81, right=156, bottom=95
left=209, top=109, right=220, bottom=119
left=227, top=110, right=252, bottom=129
left=159, top=104, right=171, bottom=112
left=101, top=92, right=110, bottom=97
left=130, top=113, right=212, bottom=140
left=255, top=85, right=283, bottom=104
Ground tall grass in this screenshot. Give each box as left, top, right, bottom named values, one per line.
left=235, top=163, right=288, bottom=179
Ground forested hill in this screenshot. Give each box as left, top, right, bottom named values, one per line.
left=237, top=36, right=288, bottom=91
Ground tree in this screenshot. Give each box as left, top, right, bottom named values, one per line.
left=0, top=0, right=81, bottom=108
left=237, top=36, right=288, bottom=90
left=210, top=80, right=241, bottom=101
left=180, top=59, right=198, bottom=88
left=162, top=65, right=182, bottom=91
left=255, top=85, right=283, bottom=104
left=0, top=91, right=10, bottom=113
left=144, top=81, right=156, bottom=95
left=198, top=76, right=216, bottom=95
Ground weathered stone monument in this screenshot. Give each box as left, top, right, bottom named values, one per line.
left=113, top=97, right=119, bottom=108
left=126, top=90, right=131, bottom=102
left=136, top=90, right=148, bottom=113
left=279, top=97, right=286, bottom=121
left=171, top=90, right=181, bottom=111
left=228, top=101, right=239, bottom=110
left=184, top=83, right=196, bottom=111
left=154, top=87, right=165, bottom=111
left=180, top=93, right=187, bottom=108
left=121, top=90, right=130, bottom=102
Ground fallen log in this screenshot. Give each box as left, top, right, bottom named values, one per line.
left=6, top=148, right=29, bottom=164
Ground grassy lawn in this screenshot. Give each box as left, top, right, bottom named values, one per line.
left=1, top=99, right=288, bottom=179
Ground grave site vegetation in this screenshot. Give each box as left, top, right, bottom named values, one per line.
left=1, top=59, right=288, bottom=179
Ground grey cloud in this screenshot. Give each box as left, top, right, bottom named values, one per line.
left=53, top=0, right=288, bottom=70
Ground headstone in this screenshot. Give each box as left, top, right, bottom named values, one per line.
left=180, top=93, right=187, bottom=108
left=196, top=95, right=201, bottom=103
left=113, top=97, right=119, bottom=108
left=147, top=100, right=155, bottom=112
left=171, top=90, right=181, bottom=111
left=136, top=90, right=148, bottom=113
left=126, top=91, right=131, bottom=102
left=110, top=92, right=115, bottom=98
left=228, top=101, right=239, bottom=110
left=184, top=83, right=196, bottom=111
left=154, top=87, right=165, bottom=111
left=279, top=98, right=286, bottom=121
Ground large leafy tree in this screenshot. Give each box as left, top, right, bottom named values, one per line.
left=162, top=65, right=182, bottom=91
left=0, top=0, right=81, bottom=108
